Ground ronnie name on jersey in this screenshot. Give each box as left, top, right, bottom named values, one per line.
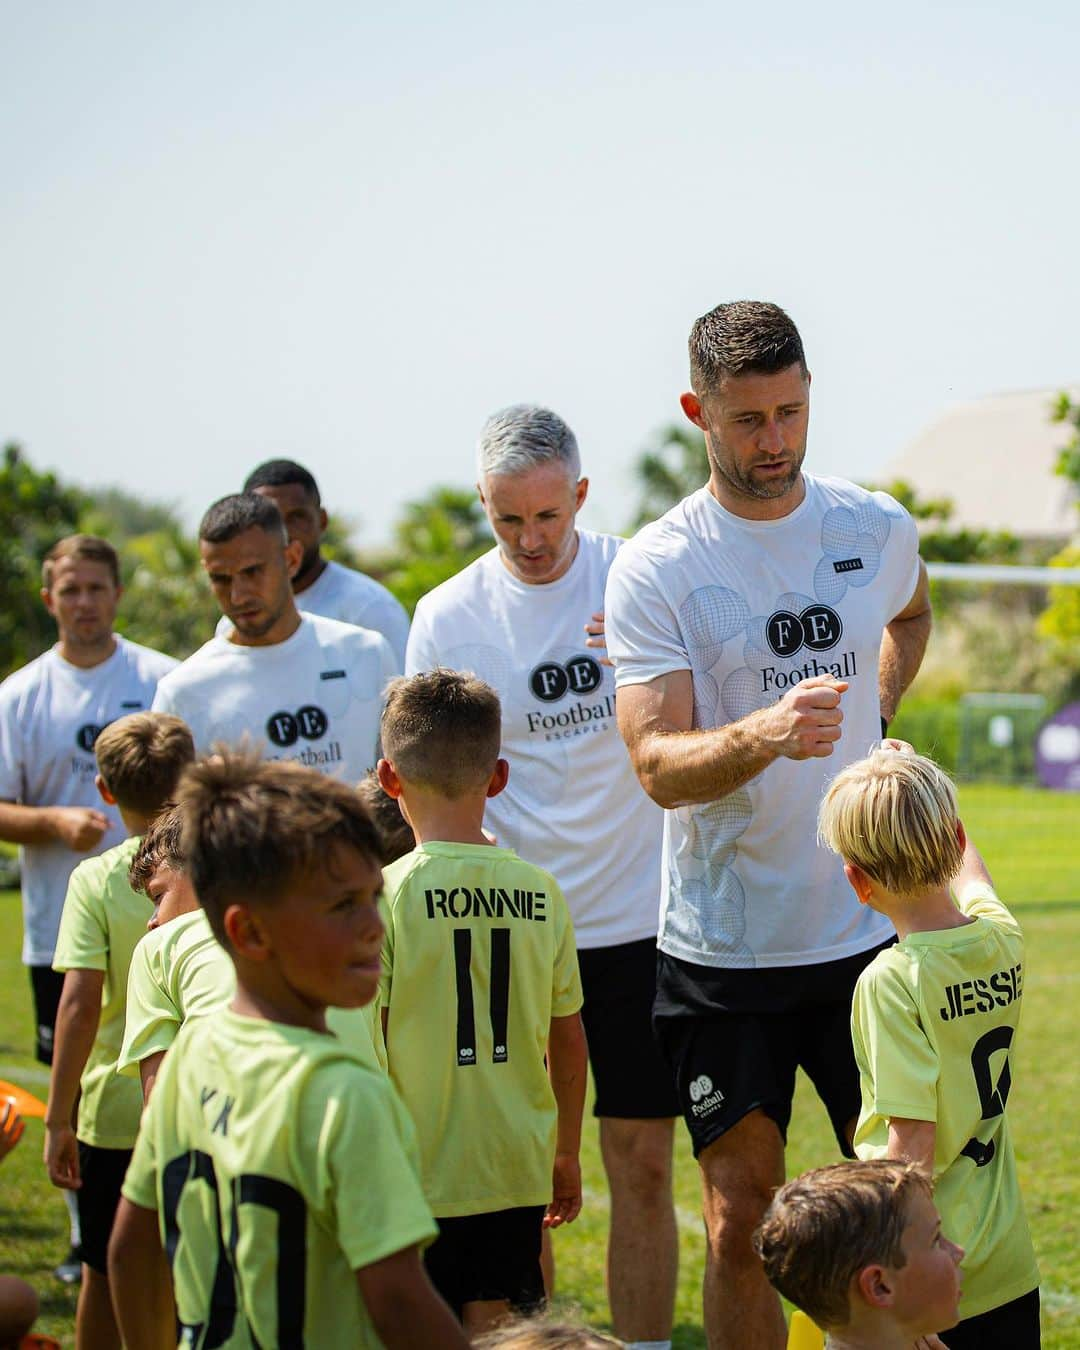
left=424, top=886, right=548, bottom=922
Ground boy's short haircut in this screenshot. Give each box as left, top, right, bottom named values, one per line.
left=94, top=713, right=196, bottom=816
left=243, top=458, right=321, bottom=504
left=381, top=669, right=501, bottom=798
left=818, top=747, right=963, bottom=895
left=472, top=1316, right=623, bottom=1348
left=356, top=770, right=415, bottom=865
left=42, top=533, right=120, bottom=590
left=129, top=804, right=185, bottom=895
left=754, top=1160, right=932, bottom=1330
left=176, top=751, right=382, bottom=944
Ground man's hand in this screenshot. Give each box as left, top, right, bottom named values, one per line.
left=44, top=1121, right=81, bottom=1189
left=0, top=1099, right=25, bottom=1161
left=760, top=676, right=847, bottom=761
left=544, top=1152, right=582, bottom=1229
left=584, top=611, right=613, bottom=667
left=50, top=806, right=109, bottom=852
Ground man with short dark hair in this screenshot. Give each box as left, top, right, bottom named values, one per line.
left=216, top=458, right=409, bottom=665
left=0, top=533, right=177, bottom=1279
left=605, top=301, right=932, bottom=1350
left=407, top=406, right=678, bottom=1350
left=154, top=493, right=395, bottom=780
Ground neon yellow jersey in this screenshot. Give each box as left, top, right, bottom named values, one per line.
left=118, top=908, right=384, bottom=1076
left=122, top=1010, right=435, bottom=1349
left=852, top=882, right=1039, bottom=1319
left=380, top=842, right=583, bottom=1217
left=52, top=836, right=148, bottom=1147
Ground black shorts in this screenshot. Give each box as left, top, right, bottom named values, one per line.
left=29, top=965, right=65, bottom=1065
left=653, top=940, right=892, bottom=1158
left=940, top=1288, right=1041, bottom=1349
left=76, top=1143, right=133, bottom=1274
left=423, top=1206, right=545, bottom=1318
left=578, top=937, right=678, bottom=1120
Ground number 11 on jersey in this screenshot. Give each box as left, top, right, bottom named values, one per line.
left=453, top=927, right=511, bottom=1066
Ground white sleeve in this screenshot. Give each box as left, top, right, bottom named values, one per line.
left=0, top=686, right=24, bottom=801
left=404, top=600, right=439, bottom=677
left=874, top=492, right=922, bottom=621
left=604, top=546, right=691, bottom=689
left=371, top=595, right=409, bottom=672
left=150, top=674, right=180, bottom=717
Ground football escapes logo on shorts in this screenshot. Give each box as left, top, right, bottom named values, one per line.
left=526, top=655, right=614, bottom=741
left=761, top=603, right=857, bottom=694
left=265, top=705, right=342, bottom=767
left=688, top=1074, right=725, bottom=1119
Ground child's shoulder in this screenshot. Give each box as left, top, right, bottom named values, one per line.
left=955, top=880, right=1022, bottom=935
left=384, top=843, right=563, bottom=900
left=69, top=835, right=140, bottom=890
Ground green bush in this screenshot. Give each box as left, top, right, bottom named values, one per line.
left=890, top=698, right=961, bottom=774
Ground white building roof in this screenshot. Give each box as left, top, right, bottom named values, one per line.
left=883, top=388, right=1079, bottom=539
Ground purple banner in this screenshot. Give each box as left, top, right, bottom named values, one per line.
left=1035, top=702, right=1080, bottom=791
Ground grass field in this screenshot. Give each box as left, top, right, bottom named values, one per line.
left=0, top=782, right=1077, bottom=1347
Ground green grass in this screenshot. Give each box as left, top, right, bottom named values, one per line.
left=0, top=783, right=1077, bottom=1347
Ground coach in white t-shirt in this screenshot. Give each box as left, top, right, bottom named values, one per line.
left=154, top=493, right=397, bottom=778
left=0, top=535, right=178, bottom=1062
left=605, top=301, right=932, bottom=1350
left=407, top=406, right=677, bottom=1349
left=213, top=459, right=410, bottom=666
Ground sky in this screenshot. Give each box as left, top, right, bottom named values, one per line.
left=3, top=1, right=1078, bottom=547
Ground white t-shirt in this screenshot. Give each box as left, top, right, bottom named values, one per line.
left=605, top=475, right=920, bottom=971
left=407, top=531, right=664, bottom=950
left=0, top=637, right=178, bottom=965
left=153, top=614, right=396, bottom=780
left=215, top=561, right=410, bottom=667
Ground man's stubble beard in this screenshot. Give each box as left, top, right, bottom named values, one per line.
left=707, top=442, right=805, bottom=502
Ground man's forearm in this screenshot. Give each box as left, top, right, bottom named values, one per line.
left=630, top=714, right=778, bottom=809
left=878, top=609, right=932, bottom=724
left=0, top=802, right=60, bottom=846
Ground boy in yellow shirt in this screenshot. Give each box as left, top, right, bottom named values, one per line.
left=818, top=744, right=1040, bottom=1348
left=109, top=753, right=467, bottom=1350
left=377, top=670, right=588, bottom=1336
left=755, top=1159, right=964, bottom=1348
left=45, top=711, right=193, bottom=1349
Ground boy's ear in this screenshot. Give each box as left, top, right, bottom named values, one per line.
left=376, top=758, right=403, bottom=800
left=855, top=1262, right=894, bottom=1310
left=223, top=904, right=271, bottom=961
left=956, top=818, right=967, bottom=853
left=843, top=861, right=875, bottom=906
left=486, top=757, right=510, bottom=800
left=95, top=773, right=118, bottom=807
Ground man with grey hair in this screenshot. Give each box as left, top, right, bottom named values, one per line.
left=406, top=405, right=678, bottom=1350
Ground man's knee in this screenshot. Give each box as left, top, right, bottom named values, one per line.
left=699, top=1112, right=783, bottom=1264
left=601, top=1118, right=675, bottom=1200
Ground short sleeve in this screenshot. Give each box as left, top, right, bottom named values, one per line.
left=873, top=491, right=922, bottom=624
left=956, top=881, right=1021, bottom=933
left=321, top=1072, right=437, bottom=1269
left=53, top=863, right=109, bottom=973
left=548, top=879, right=584, bottom=1018
left=150, top=676, right=179, bottom=717
left=378, top=888, right=396, bottom=1006
left=368, top=594, right=410, bottom=671
left=604, top=544, right=692, bottom=689
left=0, top=683, right=25, bottom=801
left=853, top=961, right=939, bottom=1122
left=404, top=600, right=438, bottom=676
left=120, top=1093, right=160, bottom=1209
left=117, top=938, right=182, bottom=1076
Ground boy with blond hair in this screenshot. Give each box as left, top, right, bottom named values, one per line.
left=754, top=1159, right=964, bottom=1348
left=109, top=753, right=468, bottom=1349
left=45, top=711, right=194, bottom=1347
left=818, top=744, right=1040, bottom=1348
left=378, top=670, right=588, bottom=1336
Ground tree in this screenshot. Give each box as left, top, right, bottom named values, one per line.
left=630, top=425, right=709, bottom=528
left=376, top=487, right=492, bottom=615
left=1036, top=395, right=1080, bottom=696
left=0, top=443, right=85, bottom=677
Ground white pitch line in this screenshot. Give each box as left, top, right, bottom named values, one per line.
left=0, top=1063, right=50, bottom=1086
